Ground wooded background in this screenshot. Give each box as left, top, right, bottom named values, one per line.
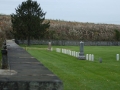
left=0, top=14, right=120, bottom=42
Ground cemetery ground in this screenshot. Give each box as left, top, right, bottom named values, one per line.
left=21, top=45, right=120, bottom=90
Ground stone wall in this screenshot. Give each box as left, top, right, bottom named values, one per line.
left=19, top=40, right=120, bottom=46
left=0, top=40, right=63, bottom=90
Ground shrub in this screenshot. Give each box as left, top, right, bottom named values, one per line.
left=114, top=29, right=120, bottom=41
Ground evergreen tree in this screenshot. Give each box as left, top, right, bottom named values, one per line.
left=11, top=0, right=50, bottom=45
left=114, top=29, right=120, bottom=41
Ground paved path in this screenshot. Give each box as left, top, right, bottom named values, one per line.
left=0, top=40, right=62, bottom=90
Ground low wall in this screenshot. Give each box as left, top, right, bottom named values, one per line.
left=19, top=40, right=120, bottom=46
left=0, top=40, right=63, bottom=90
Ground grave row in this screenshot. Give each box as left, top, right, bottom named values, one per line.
left=56, top=48, right=120, bottom=61
left=56, top=48, right=94, bottom=61
left=56, top=48, right=79, bottom=57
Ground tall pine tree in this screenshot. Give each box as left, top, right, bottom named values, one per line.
left=11, top=0, right=50, bottom=46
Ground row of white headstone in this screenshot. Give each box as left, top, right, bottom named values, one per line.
left=86, top=54, right=94, bottom=61
left=56, top=48, right=94, bottom=61
left=56, top=48, right=79, bottom=57
left=56, top=48, right=120, bottom=61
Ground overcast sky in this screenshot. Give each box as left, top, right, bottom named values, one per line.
left=0, top=0, right=120, bottom=24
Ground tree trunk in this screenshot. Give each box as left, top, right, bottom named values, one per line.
left=27, top=25, right=31, bottom=46
left=27, top=36, right=30, bottom=46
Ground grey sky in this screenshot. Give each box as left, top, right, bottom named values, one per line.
left=0, top=0, right=120, bottom=24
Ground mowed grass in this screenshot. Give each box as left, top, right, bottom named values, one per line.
left=23, top=45, right=120, bottom=90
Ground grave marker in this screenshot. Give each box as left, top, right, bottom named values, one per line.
left=91, top=54, right=94, bottom=61
left=73, top=51, right=76, bottom=57
left=48, top=42, right=52, bottom=51
left=86, top=54, right=88, bottom=60
left=72, top=51, right=74, bottom=56
left=89, top=54, right=91, bottom=61
left=69, top=50, right=71, bottom=56
left=76, top=52, right=78, bottom=57
left=78, top=41, right=86, bottom=60
left=116, top=54, right=119, bottom=61
left=99, top=58, right=102, bottom=63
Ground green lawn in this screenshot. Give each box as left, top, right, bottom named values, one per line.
left=24, top=45, right=120, bottom=90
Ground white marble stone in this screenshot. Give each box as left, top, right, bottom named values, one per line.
left=116, top=54, right=119, bottom=61
left=91, top=54, right=94, bottom=61
left=89, top=54, right=92, bottom=61
left=86, top=54, right=88, bottom=60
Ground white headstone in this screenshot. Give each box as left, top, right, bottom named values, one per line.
left=72, top=51, right=74, bottom=56
left=65, top=49, right=66, bottom=54
left=89, top=54, right=92, bottom=61
left=86, top=54, right=88, bottom=60
left=77, top=52, right=79, bottom=57
left=91, top=54, right=94, bottom=61
left=69, top=50, right=71, bottom=56
left=67, top=50, right=69, bottom=55
left=76, top=52, right=78, bottom=57
left=51, top=48, right=53, bottom=51
left=66, top=49, right=68, bottom=54
left=48, top=42, right=52, bottom=51
left=116, top=54, right=119, bottom=61
left=73, top=51, right=76, bottom=57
